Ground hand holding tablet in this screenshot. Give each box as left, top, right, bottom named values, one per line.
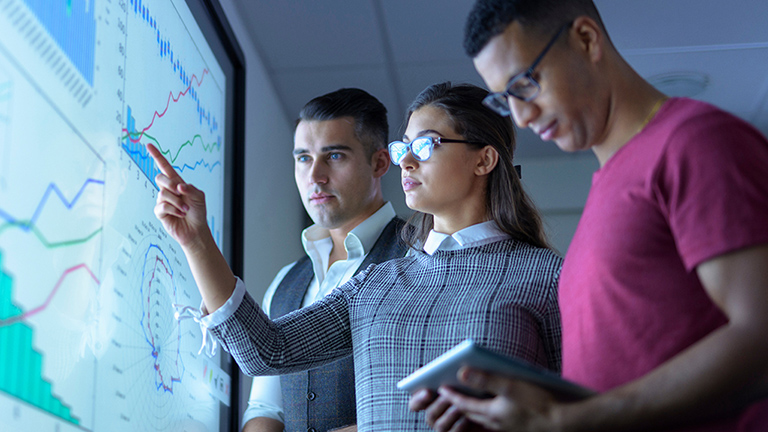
left=397, top=339, right=596, bottom=401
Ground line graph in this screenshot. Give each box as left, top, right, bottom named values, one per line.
left=130, top=0, right=219, bottom=134
left=0, top=223, right=101, bottom=249
left=120, top=4, right=222, bottom=187
left=122, top=103, right=222, bottom=188
left=0, top=262, right=100, bottom=327
left=123, top=131, right=221, bottom=165
left=0, top=178, right=104, bottom=247
left=0, top=178, right=104, bottom=230
left=121, top=0, right=225, bottom=206
left=130, top=133, right=221, bottom=172
left=122, top=68, right=210, bottom=143
left=176, top=158, right=221, bottom=174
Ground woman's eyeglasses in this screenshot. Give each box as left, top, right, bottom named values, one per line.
left=388, top=136, right=483, bottom=165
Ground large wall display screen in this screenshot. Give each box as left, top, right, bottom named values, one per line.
left=0, top=0, right=242, bottom=430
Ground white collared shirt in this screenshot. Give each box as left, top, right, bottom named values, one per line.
left=422, top=220, right=510, bottom=255
left=264, top=202, right=397, bottom=313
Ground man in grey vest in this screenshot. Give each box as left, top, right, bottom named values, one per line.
left=242, top=88, right=408, bottom=432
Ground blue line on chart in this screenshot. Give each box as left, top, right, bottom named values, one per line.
left=0, top=178, right=105, bottom=228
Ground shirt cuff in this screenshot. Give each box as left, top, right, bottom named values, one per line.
left=241, top=402, right=285, bottom=427
left=200, top=277, right=246, bottom=328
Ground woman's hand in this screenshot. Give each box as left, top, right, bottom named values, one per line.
left=146, top=143, right=210, bottom=252
left=146, top=143, right=236, bottom=313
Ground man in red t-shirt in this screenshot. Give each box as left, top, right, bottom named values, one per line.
left=409, top=1, right=768, bottom=431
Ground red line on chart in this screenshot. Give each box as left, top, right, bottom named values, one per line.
left=123, top=68, right=209, bottom=142
left=0, top=263, right=101, bottom=326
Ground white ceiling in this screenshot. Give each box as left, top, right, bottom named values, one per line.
left=228, top=0, right=768, bottom=160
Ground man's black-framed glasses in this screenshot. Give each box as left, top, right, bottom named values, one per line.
left=388, top=136, right=483, bottom=165
left=482, top=21, right=573, bottom=116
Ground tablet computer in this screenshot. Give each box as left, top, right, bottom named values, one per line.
left=397, top=339, right=596, bottom=401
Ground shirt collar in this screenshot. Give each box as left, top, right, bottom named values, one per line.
left=422, top=220, right=510, bottom=255
left=301, top=202, right=397, bottom=260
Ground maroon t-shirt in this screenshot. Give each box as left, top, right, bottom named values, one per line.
left=560, top=98, right=768, bottom=431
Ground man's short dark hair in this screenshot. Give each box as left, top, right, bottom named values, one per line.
left=297, top=88, right=388, bottom=159
left=464, top=0, right=607, bottom=57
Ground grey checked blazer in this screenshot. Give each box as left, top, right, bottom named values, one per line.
left=211, top=239, right=562, bottom=431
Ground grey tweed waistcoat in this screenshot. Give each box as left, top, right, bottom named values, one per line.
left=270, top=218, right=407, bottom=432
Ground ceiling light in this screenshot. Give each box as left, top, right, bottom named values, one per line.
left=648, top=72, right=709, bottom=98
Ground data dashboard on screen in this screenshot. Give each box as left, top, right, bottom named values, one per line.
left=0, top=0, right=241, bottom=430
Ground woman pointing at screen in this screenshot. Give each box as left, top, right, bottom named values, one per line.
left=146, top=82, right=563, bottom=431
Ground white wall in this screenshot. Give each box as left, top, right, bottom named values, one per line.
left=517, top=154, right=599, bottom=255
left=218, top=0, right=305, bottom=424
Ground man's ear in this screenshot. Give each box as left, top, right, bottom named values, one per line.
left=475, top=146, right=499, bottom=176
left=371, top=148, right=390, bottom=178
left=571, top=15, right=604, bottom=64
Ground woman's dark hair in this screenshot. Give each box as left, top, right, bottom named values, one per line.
left=401, top=82, right=550, bottom=250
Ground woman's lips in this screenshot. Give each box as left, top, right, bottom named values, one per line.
left=402, top=177, right=421, bottom=191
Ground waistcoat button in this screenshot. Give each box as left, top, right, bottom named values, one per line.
left=307, top=391, right=316, bottom=401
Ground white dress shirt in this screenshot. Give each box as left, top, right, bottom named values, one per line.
left=421, top=220, right=509, bottom=255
